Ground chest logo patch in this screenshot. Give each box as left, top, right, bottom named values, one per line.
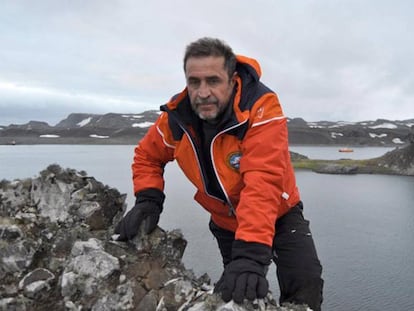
left=227, top=152, right=242, bottom=171
left=256, top=106, right=265, bottom=119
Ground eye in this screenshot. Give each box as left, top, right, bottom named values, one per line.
left=187, top=78, right=200, bottom=88
left=207, top=77, right=221, bottom=86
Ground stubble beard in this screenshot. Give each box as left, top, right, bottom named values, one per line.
left=192, top=98, right=223, bottom=122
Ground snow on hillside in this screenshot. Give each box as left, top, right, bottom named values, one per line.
left=369, top=133, right=387, bottom=138
left=77, top=117, right=92, bottom=127
left=368, top=123, right=398, bottom=129
left=89, top=134, right=109, bottom=139
left=132, top=122, right=154, bottom=128
left=330, top=132, right=343, bottom=138
left=392, top=138, right=404, bottom=144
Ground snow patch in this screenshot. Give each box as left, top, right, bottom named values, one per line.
left=39, top=134, right=60, bottom=138
left=327, top=121, right=356, bottom=128
left=369, top=133, right=387, bottom=138
left=123, top=114, right=144, bottom=119
left=392, top=138, right=405, bottom=144
left=132, top=122, right=153, bottom=128
left=337, top=121, right=356, bottom=126
left=121, top=114, right=143, bottom=119
left=89, top=134, right=109, bottom=139
left=330, top=132, right=343, bottom=138
left=369, top=123, right=397, bottom=129
left=308, top=123, right=325, bottom=128
left=77, top=117, right=92, bottom=127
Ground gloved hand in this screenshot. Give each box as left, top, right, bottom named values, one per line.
left=214, top=240, right=271, bottom=304
left=114, top=188, right=165, bottom=241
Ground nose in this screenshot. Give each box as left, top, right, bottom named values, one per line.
left=197, top=81, right=210, bottom=99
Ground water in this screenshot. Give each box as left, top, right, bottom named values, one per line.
left=289, top=145, right=396, bottom=160
left=1, top=145, right=413, bottom=310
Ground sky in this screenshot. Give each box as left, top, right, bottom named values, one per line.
left=1, top=0, right=413, bottom=126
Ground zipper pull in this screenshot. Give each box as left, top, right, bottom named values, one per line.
left=228, top=206, right=236, bottom=216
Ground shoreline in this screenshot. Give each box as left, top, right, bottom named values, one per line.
left=0, top=138, right=402, bottom=148
left=2, top=142, right=412, bottom=177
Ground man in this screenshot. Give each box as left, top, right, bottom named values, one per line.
left=115, top=37, right=323, bottom=310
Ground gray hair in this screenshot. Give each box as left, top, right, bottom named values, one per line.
left=183, top=37, right=237, bottom=78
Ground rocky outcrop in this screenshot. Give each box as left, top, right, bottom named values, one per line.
left=304, top=142, right=414, bottom=176
left=0, top=165, right=309, bottom=310
left=371, top=143, right=414, bottom=175
left=312, top=164, right=359, bottom=175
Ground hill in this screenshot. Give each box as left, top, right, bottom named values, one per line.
left=1, top=111, right=413, bottom=146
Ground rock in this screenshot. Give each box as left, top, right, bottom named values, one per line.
left=314, top=163, right=359, bottom=174
left=61, top=238, right=120, bottom=298
left=18, top=268, right=55, bottom=299
left=373, top=143, right=414, bottom=175
left=0, top=164, right=310, bottom=311
left=290, top=151, right=309, bottom=161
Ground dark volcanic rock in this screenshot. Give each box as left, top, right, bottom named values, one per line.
left=313, top=164, right=359, bottom=175
left=7, top=121, right=52, bottom=130
left=0, top=165, right=307, bottom=311
left=55, top=113, right=101, bottom=128
left=372, top=143, right=414, bottom=175
left=289, top=151, right=309, bottom=161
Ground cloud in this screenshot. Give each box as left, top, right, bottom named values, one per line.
left=0, top=82, right=155, bottom=125
left=0, top=0, right=413, bottom=125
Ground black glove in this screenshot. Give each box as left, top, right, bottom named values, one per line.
left=215, top=240, right=271, bottom=304
left=114, top=188, right=165, bottom=241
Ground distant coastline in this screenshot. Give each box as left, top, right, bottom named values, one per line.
left=0, top=137, right=403, bottom=147
left=3, top=140, right=413, bottom=176
left=1, top=111, right=413, bottom=147
left=0, top=136, right=141, bottom=146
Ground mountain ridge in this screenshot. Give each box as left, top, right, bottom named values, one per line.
left=1, top=111, right=413, bottom=146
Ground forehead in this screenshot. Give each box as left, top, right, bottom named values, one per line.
left=185, top=56, right=227, bottom=78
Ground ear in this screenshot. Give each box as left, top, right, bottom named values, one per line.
left=231, top=71, right=238, bottom=85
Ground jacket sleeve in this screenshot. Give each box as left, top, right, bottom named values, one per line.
left=132, top=112, right=175, bottom=195
left=235, top=92, right=298, bottom=246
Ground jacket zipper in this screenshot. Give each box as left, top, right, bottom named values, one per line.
left=164, top=106, right=247, bottom=217
left=210, top=119, right=249, bottom=216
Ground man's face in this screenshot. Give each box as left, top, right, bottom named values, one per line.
left=185, top=56, right=236, bottom=122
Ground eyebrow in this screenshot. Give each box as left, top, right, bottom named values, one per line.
left=187, top=74, right=221, bottom=80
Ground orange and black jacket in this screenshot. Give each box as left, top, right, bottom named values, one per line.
left=132, top=55, right=300, bottom=247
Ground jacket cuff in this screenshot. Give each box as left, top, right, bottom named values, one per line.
left=232, top=240, right=272, bottom=266
left=135, top=188, right=165, bottom=208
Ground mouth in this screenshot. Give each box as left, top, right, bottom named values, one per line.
left=197, top=103, right=217, bottom=113
left=196, top=98, right=218, bottom=107
left=197, top=102, right=215, bottom=107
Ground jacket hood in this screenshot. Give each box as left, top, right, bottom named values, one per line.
left=236, top=55, right=262, bottom=82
